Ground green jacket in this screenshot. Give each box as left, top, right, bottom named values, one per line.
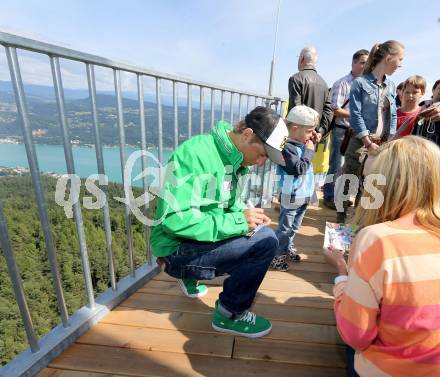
left=150, top=121, right=250, bottom=257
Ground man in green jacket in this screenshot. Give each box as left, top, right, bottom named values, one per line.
left=151, top=106, right=288, bottom=338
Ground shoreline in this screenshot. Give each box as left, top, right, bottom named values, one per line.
left=0, top=138, right=175, bottom=151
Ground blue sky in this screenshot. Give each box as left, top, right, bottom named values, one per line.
left=0, top=0, right=439, bottom=100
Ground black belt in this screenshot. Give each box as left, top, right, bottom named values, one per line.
left=335, top=124, right=349, bottom=130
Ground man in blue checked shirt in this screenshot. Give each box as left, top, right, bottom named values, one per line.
left=322, top=49, right=369, bottom=210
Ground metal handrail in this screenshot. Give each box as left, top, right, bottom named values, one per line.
left=0, top=31, right=285, bottom=377
left=0, top=31, right=281, bottom=100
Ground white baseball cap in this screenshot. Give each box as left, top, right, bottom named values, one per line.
left=245, top=107, right=289, bottom=166
left=286, top=105, right=320, bottom=127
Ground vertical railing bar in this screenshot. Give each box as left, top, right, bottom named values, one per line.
left=0, top=205, right=40, bottom=352
left=187, top=84, right=192, bottom=138
left=173, top=81, right=178, bottom=149
left=246, top=95, right=251, bottom=113
left=229, top=92, right=234, bottom=124
left=137, top=74, right=153, bottom=265
left=238, top=93, right=243, bottom=120
left=220, top=90, right=225, bottom=120
left=4, top=46, right=70, bottom=327
left=86, top=63, right=117, bottom=291
left=199, top=86, right=204, bottom=134
left=51, top=56, right=95, bottom=308
left=156, top=77, right=164, bottom=183
left=114, top=69, right=135, bottom=278
left=254, top=96, right=258, bottom=108
left=210, top=88, right=215, bottom=129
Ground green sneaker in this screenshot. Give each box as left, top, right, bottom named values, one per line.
left=211, top=300, right=272, bottom=338
left=177, top=279, right=208, bottom=298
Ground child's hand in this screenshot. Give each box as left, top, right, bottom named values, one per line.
left=305, top=139, right=315, bottom=150
left=311, top=131, right=322, bottom=144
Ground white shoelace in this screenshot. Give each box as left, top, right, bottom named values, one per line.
left=239, top=311, right=256, bottom=325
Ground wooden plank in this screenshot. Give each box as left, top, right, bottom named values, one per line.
left=288, top=262, right=337, bottom=273
left=139, top=280, right=334, bottom=309
left=38, top=369, right=120, bottom=377
left=101, top=307, right=343, bottom=345
left=76, top=323, right=233, bottom=357
left=298, top=254, right=328, bottom=264
left=49, top=344, right=345, bottom=377
left=119, top=292, right=336, bottom=325
left=265, top=269, right=335, bottom=284
left=153, top=272, right=334, bottom=295
left=234, top=338, right=346, bottom=368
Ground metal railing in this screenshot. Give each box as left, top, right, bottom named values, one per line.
left=0, top=31, right=285, bottom=377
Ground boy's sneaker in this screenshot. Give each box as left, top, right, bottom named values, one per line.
left=177, top=279, right=208, bottom=298
left=211, top=300, right=272, bottom=338
left=269, top=255, right=289, bottom=271
left=287, top=248, right=301, bottom=262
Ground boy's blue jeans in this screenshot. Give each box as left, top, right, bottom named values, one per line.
left=163, top=226, right=278, bottom=316
left=275, top=202, right=308, bottom=257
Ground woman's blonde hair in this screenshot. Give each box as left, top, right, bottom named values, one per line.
left=363, top=40, right=404, bottom=75
left=354, top=136, right=440, bottom=234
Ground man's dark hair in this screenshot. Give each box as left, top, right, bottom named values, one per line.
left=244, top=106, right=280, bottom=142
left=433, top=79, right=440, bottom=91
left=397, top=82, right=404, bottom=91
left=352, top=49, right=369, bottom=63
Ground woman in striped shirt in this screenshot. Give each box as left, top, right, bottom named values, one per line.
left=324, top=136, right=440, bottom=376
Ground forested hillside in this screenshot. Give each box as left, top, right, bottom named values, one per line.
left=0, top=175, right=151, bottom=365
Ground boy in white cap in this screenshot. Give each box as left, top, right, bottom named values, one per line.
left=270, top=105, right=320, bottom=271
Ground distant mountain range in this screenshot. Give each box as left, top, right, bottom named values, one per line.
left=0, top=81, right=227, bottom=148
left=0, top=80, right=159, bottom=103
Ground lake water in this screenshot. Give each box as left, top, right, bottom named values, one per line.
left=0, top=143, right=173, bottom=187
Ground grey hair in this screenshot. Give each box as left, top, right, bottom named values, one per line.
left=300, top=47, right=317, bottom=65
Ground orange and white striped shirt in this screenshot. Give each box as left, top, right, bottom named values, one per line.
left=334, top=214, right=440, bottom=377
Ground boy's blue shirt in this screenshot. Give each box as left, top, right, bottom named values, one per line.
left=277, top=139, right=315, bottom=205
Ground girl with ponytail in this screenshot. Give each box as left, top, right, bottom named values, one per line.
left=336, top=40, right=404, bottom=223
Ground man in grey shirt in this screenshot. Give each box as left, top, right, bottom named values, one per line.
left=288, top=47, right=333, bottom=138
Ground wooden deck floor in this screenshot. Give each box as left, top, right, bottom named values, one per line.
left=39, top=203, right=345, bottom=377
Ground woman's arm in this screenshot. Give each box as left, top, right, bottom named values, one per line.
left=349, top=80, right=369, bottom=140
left=325, top=227, right=383, bottom=350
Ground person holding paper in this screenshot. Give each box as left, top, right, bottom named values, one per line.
left=324, top=136, right=440, bottom=377
left=151, top=106, right=289, bottom=338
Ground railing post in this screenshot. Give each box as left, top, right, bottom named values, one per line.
left=199, top=86, right=204, bottom=134
left=137, top=74, right=153, bottom=265
left=220, top=90, right=225, bottom=120
left=51, top=56, right=95, bottom=308
left=238, top=93, right=243, bottom=120
left=114, top=69, right=135, bottom=278
left=229, top=92, right=234, bottom=124
left=187, top=84, right=192, bottom=138
left=173, top=81, right=179, bottom=149
left=86, top=63, right=117, bottom=290
left=155, top=77, right=164, bottom=183
left=4, top=45, right=70, bottom=327
left=210, top=88, right=215, bottom=129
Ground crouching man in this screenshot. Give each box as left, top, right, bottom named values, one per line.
left=150, top=106, right=288, bottom=338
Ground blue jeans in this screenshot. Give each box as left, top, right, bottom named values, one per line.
left=164, top=226, right=278, bottom=316
left=346, top=346, right=360, bottom=377
left=275, top=202, right=307, bottom=257
left=323, top=127, right=346, bottom=201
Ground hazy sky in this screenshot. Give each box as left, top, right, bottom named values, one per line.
left=1, top=0, right=439, bottom=100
